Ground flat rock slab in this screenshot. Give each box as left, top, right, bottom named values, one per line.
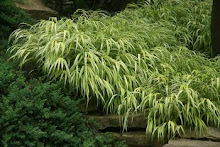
left=206, top=127, right=220, bottom=141
left=15, top=0, right=57, bottom=19
left=163, top=139, right=220, bottom=147
left=15, top=0, right=57, bottom=13
left=113, top=132, right=163, bottom=147
left=86, top=114, right=147, bottom=130
left=183, top=127, right=220, bottom=142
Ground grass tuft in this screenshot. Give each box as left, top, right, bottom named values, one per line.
left=8, top=0, right=219, bottom=142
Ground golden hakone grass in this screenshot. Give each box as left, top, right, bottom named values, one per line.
left=8, top=0, right=219, bottom=142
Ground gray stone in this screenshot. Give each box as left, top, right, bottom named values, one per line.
left=183, top=127, right=220, bottom=141
left=206, top=127, right=220, bottom=141
left=15, top=0, right=58, bottom=20
left=163, top=139, right=220, bottom=147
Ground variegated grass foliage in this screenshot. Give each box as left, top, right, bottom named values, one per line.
left=8, top=0, right=219, bottom=142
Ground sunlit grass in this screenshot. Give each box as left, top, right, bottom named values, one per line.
left=8, top=0, right=219, bottom=142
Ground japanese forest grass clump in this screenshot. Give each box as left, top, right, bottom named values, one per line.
left=8, top=0, right=220, bottom=142
left=0, top=58, right=126, bottom=147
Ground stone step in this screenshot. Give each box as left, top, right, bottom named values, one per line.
left=86, top=112, right=220, bottom=147
left=163, top=127, right=220, bottom=147
left=163, top=139, right=220, bottom=147
left=183, top=127, right=220, bottom=142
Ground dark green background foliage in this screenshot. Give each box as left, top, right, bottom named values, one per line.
left=73, top=0, right=136, bottom=12
left=0, top=58, right=126, bottom=147
left=45, top=0, right=140, bottom=16
left=0, top=0, right=32, bottom=39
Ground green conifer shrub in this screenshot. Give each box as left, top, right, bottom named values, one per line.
left=0, top=59, right=126, bottom=147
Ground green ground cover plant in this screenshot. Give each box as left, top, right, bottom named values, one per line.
left=0, top=56, right=126, bottom=146
left=8, top=0, right=220, bottom=142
